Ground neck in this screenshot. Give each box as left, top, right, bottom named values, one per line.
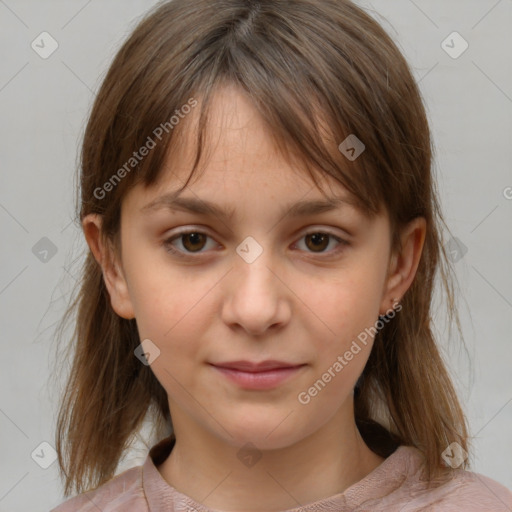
left=157, top=402, right=385, bottom=511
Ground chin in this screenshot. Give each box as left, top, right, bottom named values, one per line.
left=213, top=410, right=311, bottom=451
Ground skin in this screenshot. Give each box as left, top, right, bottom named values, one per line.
left=83, top=85, right=426, bottom=511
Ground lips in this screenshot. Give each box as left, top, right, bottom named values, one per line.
left=209, top=360, right=307, bottom=390
left=210, top=360, right=303, bottom=372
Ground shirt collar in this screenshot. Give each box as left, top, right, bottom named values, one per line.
left=141, top=435, right=423, bottom=512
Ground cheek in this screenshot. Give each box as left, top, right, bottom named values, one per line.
left=295, top=269, right=383, bottom=395
left=299, top=270, right=383, bottom=343
left=133, top=288, right=207, bottom=408
left=296, top=314, right=374, bottom=419
left=127, top=266, right=222, bottom=377
left=123, top=242, right=203, bottom=336
left=133, top=286, right=206, bottom=358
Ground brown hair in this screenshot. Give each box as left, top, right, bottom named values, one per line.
left=55, top=0, right=469, bottom=497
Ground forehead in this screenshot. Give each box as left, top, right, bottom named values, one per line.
left=122, top=84, right=375, bottom=221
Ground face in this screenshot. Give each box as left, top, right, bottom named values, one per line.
left=97, top=85, right=405, bottom=451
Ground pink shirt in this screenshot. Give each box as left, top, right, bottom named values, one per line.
left=51, top=436, right=512, bottom=511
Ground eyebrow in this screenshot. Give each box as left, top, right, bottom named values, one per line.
left=140, top=191, right=361, bottom=222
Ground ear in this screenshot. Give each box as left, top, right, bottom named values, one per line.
left=379, top=217, right=426, bottom=316
left=82, top=214, right=135, bottom=320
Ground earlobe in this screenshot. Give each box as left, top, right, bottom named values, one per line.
left=82, top=214, right=136, bottom=320
left=380, top=217, right=427, bottom=315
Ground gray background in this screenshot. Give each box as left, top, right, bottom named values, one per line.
left=0, top=0, right=511, bottom=510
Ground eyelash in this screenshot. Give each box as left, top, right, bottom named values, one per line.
left=163, top=228, right=350, bottom=259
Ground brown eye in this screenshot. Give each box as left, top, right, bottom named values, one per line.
left=164, top=228, right=348, bottom=259
left=164, top=230, right=215, bottom=256
left=304, top=233, right=330, bottom=252
left=181, top=232, right=207, bottom=252
left=293, top=230, right=349, bottom=257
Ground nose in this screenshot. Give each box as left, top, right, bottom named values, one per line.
left=220, top=244, right=292, bottom=336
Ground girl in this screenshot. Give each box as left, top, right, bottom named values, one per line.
left=52, top=0, right=512, bottom=510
